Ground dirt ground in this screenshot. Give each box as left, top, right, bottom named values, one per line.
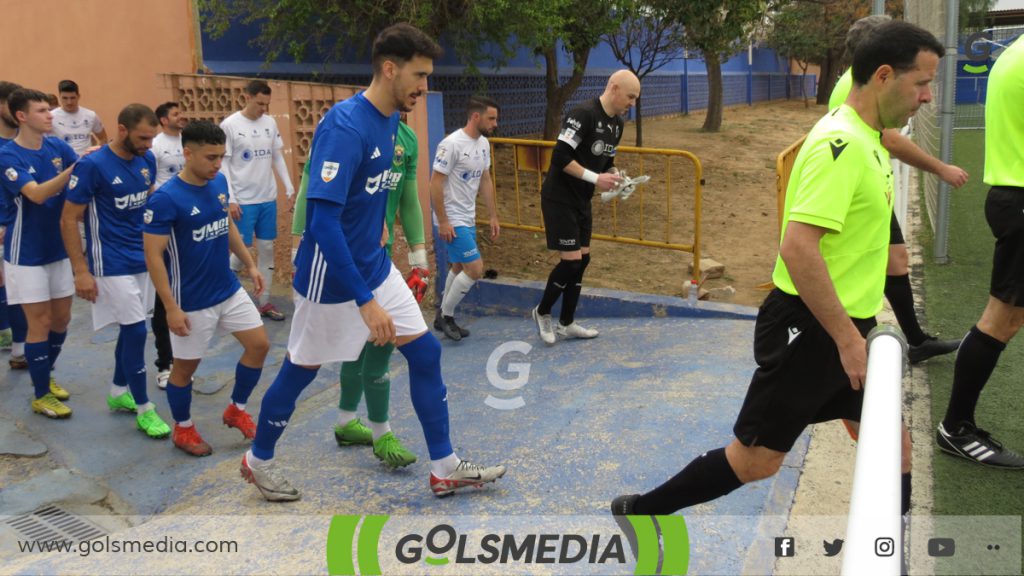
left=472, top=99, right=826, bottom=308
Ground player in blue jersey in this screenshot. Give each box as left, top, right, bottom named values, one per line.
left=0, top=81, right=30, bottom=369
left=243, top=23, right=507, bottom=501
left=60, top=103, right=173, bottom=439
left=0, top=88, right=78, bottom=418
left=144, top=120, right=271, bottom=457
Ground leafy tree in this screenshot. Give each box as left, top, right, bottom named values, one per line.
left=667, top=0, right=770, bottom=132
left=767, top=1, right=838, bottom=107
left=604, top=0, right=687, bottom=145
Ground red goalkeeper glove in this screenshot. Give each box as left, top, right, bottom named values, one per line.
left=405, top=267, right=430, bottom=302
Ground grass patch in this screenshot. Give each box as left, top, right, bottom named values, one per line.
left=920, top=130, right=1024, bottom=531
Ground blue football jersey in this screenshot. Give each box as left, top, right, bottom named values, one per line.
left=293, top=93, right=400, bottom=304
left=66, top=145, right=155, bottom=276
left=143, top=173, right=241, bottom=312
left=0, top=136, right=78, bottom=265
left=0, top=135, right=11, bottom=225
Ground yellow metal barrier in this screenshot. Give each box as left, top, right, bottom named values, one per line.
left=759, top=134, right=807, bottom=290
left=486, top=137, right=704, bottom=282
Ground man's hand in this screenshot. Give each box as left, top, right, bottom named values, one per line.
left=287, top=192, right=297, bottom=213
left=939, top=164, right=969, bottom=188
left=595, top=172, right=622, bottom=192
left=489, top=216, right=500, bottom=241
left=359, top=299, right=396, bottom=346
left=838, top=335, right=868, bottom=391
left=74, top=271, right=98, bottom=303
left=247, top=265, right=265, bottom=298
left=438, top=221, right=455, bottom=242
left=167, top=307, right=191, bottom=337
left=228, top=202, right=242, bottom=221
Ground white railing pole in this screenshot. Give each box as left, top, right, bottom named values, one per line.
left=841, top=325, right=907, bottom=576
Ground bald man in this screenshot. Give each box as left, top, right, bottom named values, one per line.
left=532, top=70, right=640, bottom=345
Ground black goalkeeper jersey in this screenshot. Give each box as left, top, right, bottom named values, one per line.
left=541, top=98, right=624, bottom=206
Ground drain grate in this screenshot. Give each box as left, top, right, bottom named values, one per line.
left=6, top=505, right=107, bottom=543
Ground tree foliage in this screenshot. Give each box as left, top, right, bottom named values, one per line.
left=604, top=0, right=687, bottom=145
left=767, top=1, right=842, bottom=106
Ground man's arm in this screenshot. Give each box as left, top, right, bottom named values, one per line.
left=20, top=167, right=74, bottom=205
left=144, top=232, right=190, bottom=337
left=227, top=218, right=263, bottom=297
left=779, top=221, right=867, bottom=389
left=91, top=128, right=108, bottom=146
left=59, top=201, right=96, bottom=302
left=551, top=146, right=621, bottom=191
left=430, top=171, right=454, bottom=241
left=272, top=147, right=296, bottom=204
left=219, top=127, right=242, bottom=219
left=480, top=169, right=500, bottom=240
left=881, top=129, right=968, bottom=187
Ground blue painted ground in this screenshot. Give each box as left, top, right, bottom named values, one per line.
left=0, top=281, right=809, bottom=575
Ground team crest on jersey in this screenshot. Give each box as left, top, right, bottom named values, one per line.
left=217, top=193, right=228, bottom=211
left=321, top=161, right=340, bottom=183
left=69, top=175, right=78, bottom=190
left=51, top=157, right=63, bottom=171
left=393, top=144, right=405, bottom=166
left=591, top=140, right=606, bottom=155
left=4, top=167, right=17, bottom=182
left=141, top=168, right=151, bottom=186
left=144, top=209, right=154, bottom=224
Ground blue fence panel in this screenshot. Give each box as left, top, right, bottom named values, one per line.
left=687, top=75, right=710, bottom=112
left=722, top=73, right=748, bottom=106
left=638, top=75, right=683, bottom=117
left=752, top=73, right=772, bottom=102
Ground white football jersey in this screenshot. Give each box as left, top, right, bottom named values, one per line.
left=151, top=132, right=184, bottom=188
left=431, top=129, right=491, bottom=228
left=51, top=106, right=104, bottom=155
left=219, top=111, right=284, bottom=204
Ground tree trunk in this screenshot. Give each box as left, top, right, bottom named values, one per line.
left=702, top=53, right=723, bottom=132
left=542, top=45, right=590, bottom=140
left=634, top=95, right=643, bottom=147
left=816, top=49, right=840, bottom=106
left=799, top=63, right=809, bottom=108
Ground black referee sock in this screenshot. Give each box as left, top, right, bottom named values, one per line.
left=902, top=472, right=912, bottom=516
left=559, top=254, right=590, bottom=326
left=943, top=325, right=1005, bottom=430
left=632, top=447, right=743, bottom=515
left=885, top=274, right=928, bottom=346
left=538, top=259, right=581, bottom=316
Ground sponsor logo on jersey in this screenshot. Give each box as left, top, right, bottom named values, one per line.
left=114, top=190, right=149, bottom=210
left=69, top=175, right=78, bottom=190
left=371, top=147, right=381, bottom=160
left=591, top=140, right=606, bottom=155
left=4, top=167, right=17, bottom=181
left=190, top=206, right=201, bottom=216
left=321, top=161, right=340, bottom=183
left=192, top=216, right=230, bottom=242
left=365, top=169, right=400, bottom=196
left=566, top=117, right=582, bottom=130
left=112, top=176, right=124, bottom=185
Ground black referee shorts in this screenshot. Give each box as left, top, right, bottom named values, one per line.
left=541, top=197, right=592, bottom=251
left=889, top=211, right=905, bottom=245
left=733, top=289, right=877, bottom=452
left=985, top=186, right=1024, bottom=306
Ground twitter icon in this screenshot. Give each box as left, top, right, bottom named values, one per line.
left=823, top=539, right=844, bottom=557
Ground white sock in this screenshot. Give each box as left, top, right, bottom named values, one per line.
left=12, top=341, right=24, bottom=356
left=177, top=419, right=193, bottom=428
left=442, top=269, right=457, bottom=300
left=430, top=453, right=460, bottom=477
left=246, top=449, right=268, bottom=465
left=110, top=384, right=129, bottom=397
left=337, top=409, right=358, bottom=427
left=136, top=401, right=154, bottom=415
left=255, top=239, right=274, bottom=306
left=233, top=402, right=246, bottom=411
left=440, top=272, right=476, bottom=316
left=368, top=420, right=391, bottom=440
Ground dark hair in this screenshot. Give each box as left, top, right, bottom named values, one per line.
left=181, top=120, right=225, bottom=147
left=0, top=81, right=22, bottom=102
left=244, top=80, right=271, bottom=97
left=852, top=21, right=945, bottom=85
left=467, top=95, right=499, bottom=117
left=117, top=103, right=159, bottom=130
left=7, top=88, right=49, bottom=122
left=155, top=101, right=179, bottom=121
left=845, top=15, right=891, bottom=57
left=45, top=93, right=59, bottom=108
left=371, top=23, right=443, bottom=74
left=58, top=79, right=80, bottom=94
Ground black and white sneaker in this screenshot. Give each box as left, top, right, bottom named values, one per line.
left=908, top=336, right=961, bottom=364
left=936, top=422, right=1024, bottom=469
left=440, top=315, right=463, bottom=341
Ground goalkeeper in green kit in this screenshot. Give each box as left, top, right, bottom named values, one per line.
left=291, top=116, right=428, bottom=467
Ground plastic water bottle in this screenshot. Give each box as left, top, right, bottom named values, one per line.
left=686, top=280, right=699, bottom=307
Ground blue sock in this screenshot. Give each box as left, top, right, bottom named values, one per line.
left=9, top=303, right=26, bottom=344
left=0, top=285, right=9, bottom=331
left=25, top=341, right=50, bottom=399
left=113, top=329, right=126, bottom=388
left=398, top=333, right=453, bottom=460
left=165, top=381, right=193, bottom=423
left=48, top=331, right=67, bottom=370
left=252, top=358, right=318, bottom=460
left=232, top=362, right=262, bottom=405
left=119, top=322, right=149, bottom=405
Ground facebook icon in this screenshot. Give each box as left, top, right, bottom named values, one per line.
left=775, top=537, right=796, bottom=557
